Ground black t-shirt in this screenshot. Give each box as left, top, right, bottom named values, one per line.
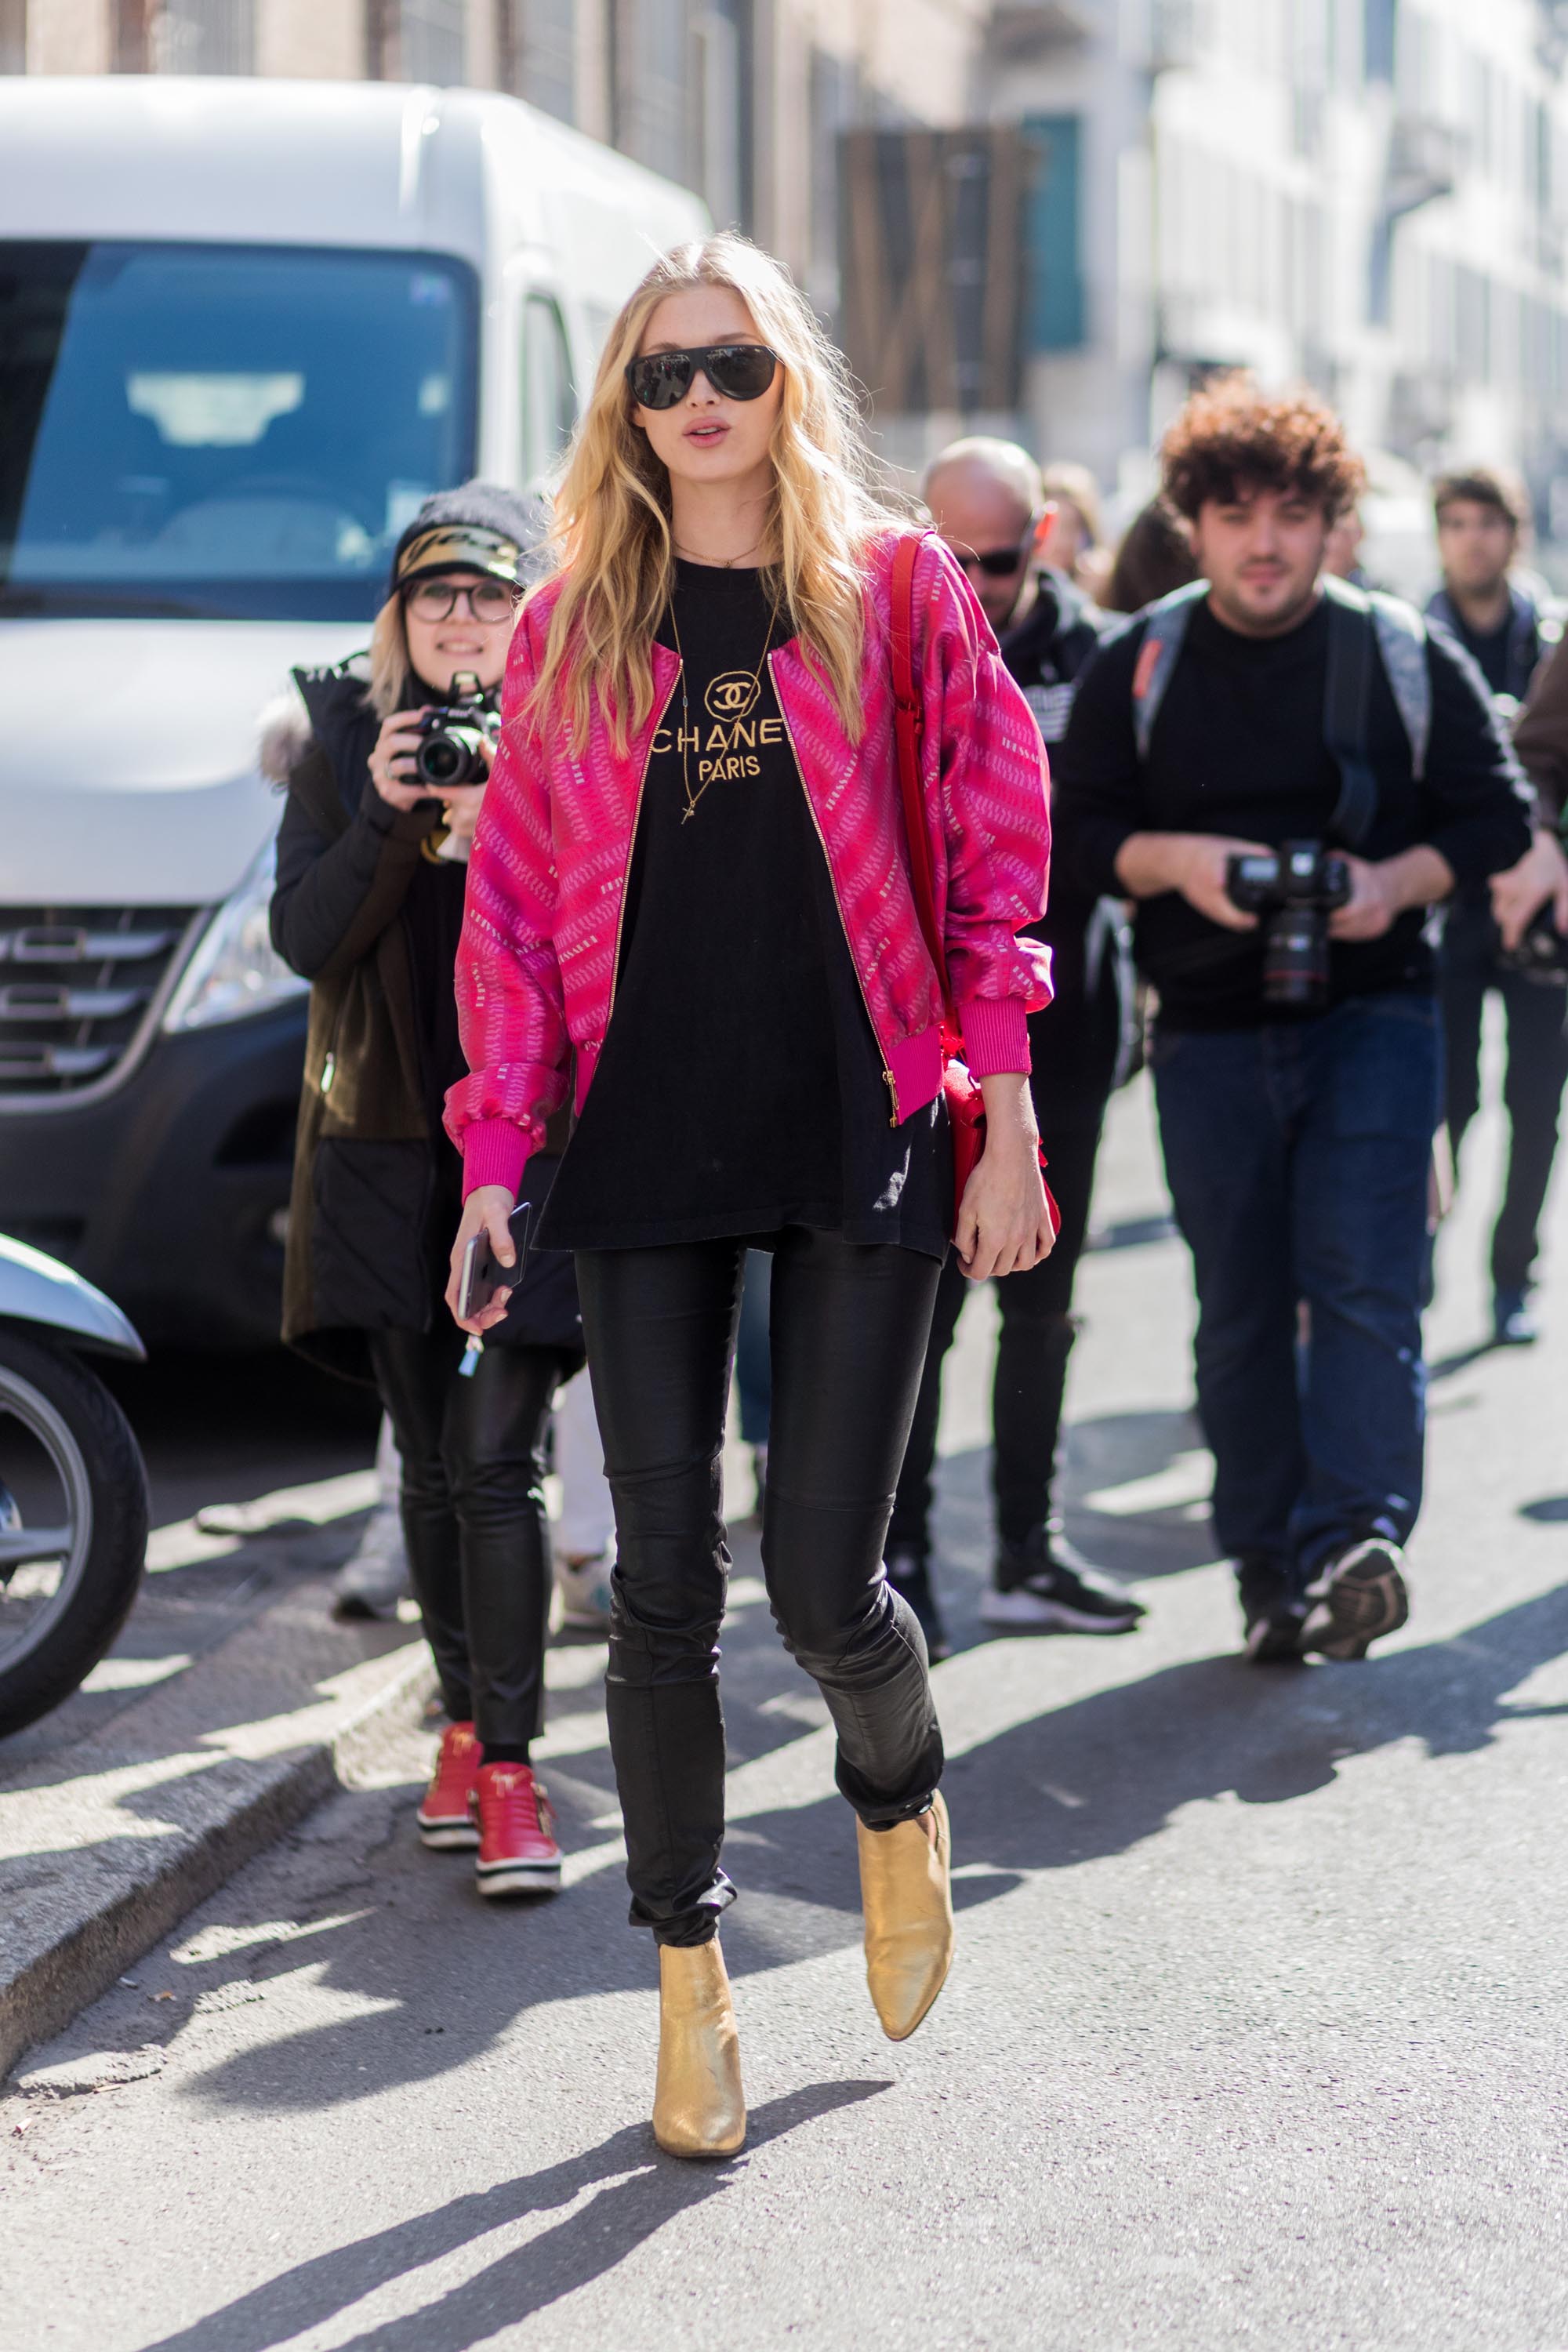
left=541, top=561, right=949, bottom=1257
left=1056, top=592, right=1532, bottom=1030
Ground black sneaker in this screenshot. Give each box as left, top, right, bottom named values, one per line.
left=1299, top=1537, right=1409, bottom=1660
left=1493, top=1286, right=1539, bottom=1346
left=884, top=1548, right=952, bottom=1662
left=1236, top=1556, right=1307, bottom=1664
left=982, top=1526, right=1145, bottom=1635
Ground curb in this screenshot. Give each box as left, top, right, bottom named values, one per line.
left=0, top=1581, right=435, bottom=2082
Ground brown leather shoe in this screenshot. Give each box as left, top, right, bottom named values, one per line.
left=856, top=1791, right=953, bottom=2042
left=652, top=1939, right=746, bottom=2159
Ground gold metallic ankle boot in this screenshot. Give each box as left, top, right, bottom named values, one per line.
left=857, top=1791, right=953, bottom=2042
left=652, top=1939, right=746, bottom=2159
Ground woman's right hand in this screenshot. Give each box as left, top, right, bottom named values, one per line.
left=446, top=1183, right=518, bottom=1334
left=368, top=708, right=434, bottom=814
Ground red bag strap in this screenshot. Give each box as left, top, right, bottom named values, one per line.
left=891, top=532, right=956, bottom=1025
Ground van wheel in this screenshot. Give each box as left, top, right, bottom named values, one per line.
left=0, top=1328, right=149, bottom=1741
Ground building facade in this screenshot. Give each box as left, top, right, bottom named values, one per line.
left=983, top=0, right=1568, bottom=558
left=4, top=0, right=992, bottom=313
left=9, top=0, right=1568, bottom=546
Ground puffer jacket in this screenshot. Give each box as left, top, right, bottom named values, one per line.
left=446, top=529, right=1053, bottom=1198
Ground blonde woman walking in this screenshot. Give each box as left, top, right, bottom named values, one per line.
left=446, top=238, right=1054, bottom=2156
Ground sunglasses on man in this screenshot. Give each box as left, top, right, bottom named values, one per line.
left=402, top=578, right=517, bottom=622
left=951, top=536, right=1035, bottom=579
left=626, top=343, right=781, bottom=411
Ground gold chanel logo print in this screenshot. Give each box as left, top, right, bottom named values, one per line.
left=705, top=670, right=762, bottom=722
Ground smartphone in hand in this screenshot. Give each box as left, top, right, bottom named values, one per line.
left=456, top=1200, right=535, bottom=1323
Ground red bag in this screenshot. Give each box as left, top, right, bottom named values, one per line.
left=889, top=534, right=1059, bottom=1252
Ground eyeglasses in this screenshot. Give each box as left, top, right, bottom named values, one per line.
left=403, top=578, right=517, bottom=622
left=626, top=343, right=781, bottom=411
left=951, top=538, right=1033, bottom=579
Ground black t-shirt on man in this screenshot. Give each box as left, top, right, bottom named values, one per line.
left=541, top=560, right=949, bottom=1257
left=1054, top=591, right=1532, bottom=1030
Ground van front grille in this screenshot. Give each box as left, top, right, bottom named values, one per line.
left=0, top=906, right=200, bottom=1101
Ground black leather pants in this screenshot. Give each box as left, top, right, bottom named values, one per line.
left=576, top=1228, right=945, bottom=1946
left=368, top=1324, right=568, bottom=1750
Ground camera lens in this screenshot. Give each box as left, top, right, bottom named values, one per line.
left=416, top=725, right=483, bottom=786
left=1263, top=908, right=1331, bottom=1007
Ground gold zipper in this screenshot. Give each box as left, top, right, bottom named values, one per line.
left=607, top=665, right=682, bottom=1022
left=771, top=652, right=901, bottom=1128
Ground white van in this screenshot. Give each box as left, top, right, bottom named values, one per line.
left=0, top=76, right=705, bottom=1345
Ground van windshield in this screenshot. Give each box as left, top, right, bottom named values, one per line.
left=0, top=242, right=478, bottom=620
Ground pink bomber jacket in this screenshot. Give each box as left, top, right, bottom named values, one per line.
left=445, top=528, right=1053, bottom=1199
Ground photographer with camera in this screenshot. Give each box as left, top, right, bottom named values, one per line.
left=1055, top=379, right=1533, bottom=1663
left=1425, top=467, right=1568, bottom=1346
left=270, top=484, right=580, bottom=1896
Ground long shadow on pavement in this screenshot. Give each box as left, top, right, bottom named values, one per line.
left=138, top=2079, right=888, bottom=2352
left=944, top=1577, right=1568, bottom=1877
left=167, top=1581, right=1568, bottom=2131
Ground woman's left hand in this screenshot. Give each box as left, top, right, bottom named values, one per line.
left=956, top=1072, right=1055, bottom=1281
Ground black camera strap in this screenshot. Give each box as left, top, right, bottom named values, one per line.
left=1323, top=593, right=1378, bottom=851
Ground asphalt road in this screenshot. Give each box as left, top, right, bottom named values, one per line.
left=5, top=1044, right=1567, bottom=2352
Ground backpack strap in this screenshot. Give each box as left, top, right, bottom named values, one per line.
left=1321, top=574, right=1432, bottom=811
left=1368, top=588, right=1431, bottom=782
left=890, top=532, right=953, bottom=1015
left=1322, top=578, right=1379, bottom=849
left=1131, top=579, right=1208, bottom=763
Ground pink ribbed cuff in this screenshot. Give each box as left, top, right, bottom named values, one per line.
left=460, top=1119, right=531, bottom=1201
left=959, top=995, right=1032, bottom=1077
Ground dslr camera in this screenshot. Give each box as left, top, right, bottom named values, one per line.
left=1225, top=840, right=1352, bottom=1010
left=414, top=670, right=500, bottom=789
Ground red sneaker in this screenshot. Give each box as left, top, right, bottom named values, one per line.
left=416, top=1721, right=481, bottom=1849
left=471, top=1762, right=562, bottom=1896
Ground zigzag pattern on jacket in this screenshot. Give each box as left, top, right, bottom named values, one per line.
left=445, top=529, right=1054, bottom=1200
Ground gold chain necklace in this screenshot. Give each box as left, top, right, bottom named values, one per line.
left=667, top=581, right=782, bottom=824
left=673, top=536, right=766, bottom=568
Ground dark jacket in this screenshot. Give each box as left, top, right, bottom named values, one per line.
left=269, top=662, right=575, bottom=1383
left=1000, top=567, right=1105, bottom=753
left=1425, top=583, right=1544, bottom=707
left=1425, top=584, right=1552, bottom=908
left=1000, top=571, right=1130, bottom=1117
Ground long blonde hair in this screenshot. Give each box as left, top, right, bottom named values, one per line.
left=365, top=594, right=412, bottom=720
left=530, top=234, right=903, bottom=753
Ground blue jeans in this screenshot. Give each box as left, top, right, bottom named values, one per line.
left=1152, top=993, right=1442, bottom=1581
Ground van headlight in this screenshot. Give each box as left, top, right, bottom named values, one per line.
left=162, top=840, right=309, bottom=1033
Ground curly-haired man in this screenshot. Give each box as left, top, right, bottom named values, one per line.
left=1054, top=377, right=1533, bottom=1661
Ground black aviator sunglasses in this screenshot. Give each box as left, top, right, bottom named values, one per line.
left=953, top=535, right=1035, bottom=579
left=626, top=343, right=781, bottom=411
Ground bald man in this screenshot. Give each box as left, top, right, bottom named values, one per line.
left=884, top=437, right=1145, bottom=1652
